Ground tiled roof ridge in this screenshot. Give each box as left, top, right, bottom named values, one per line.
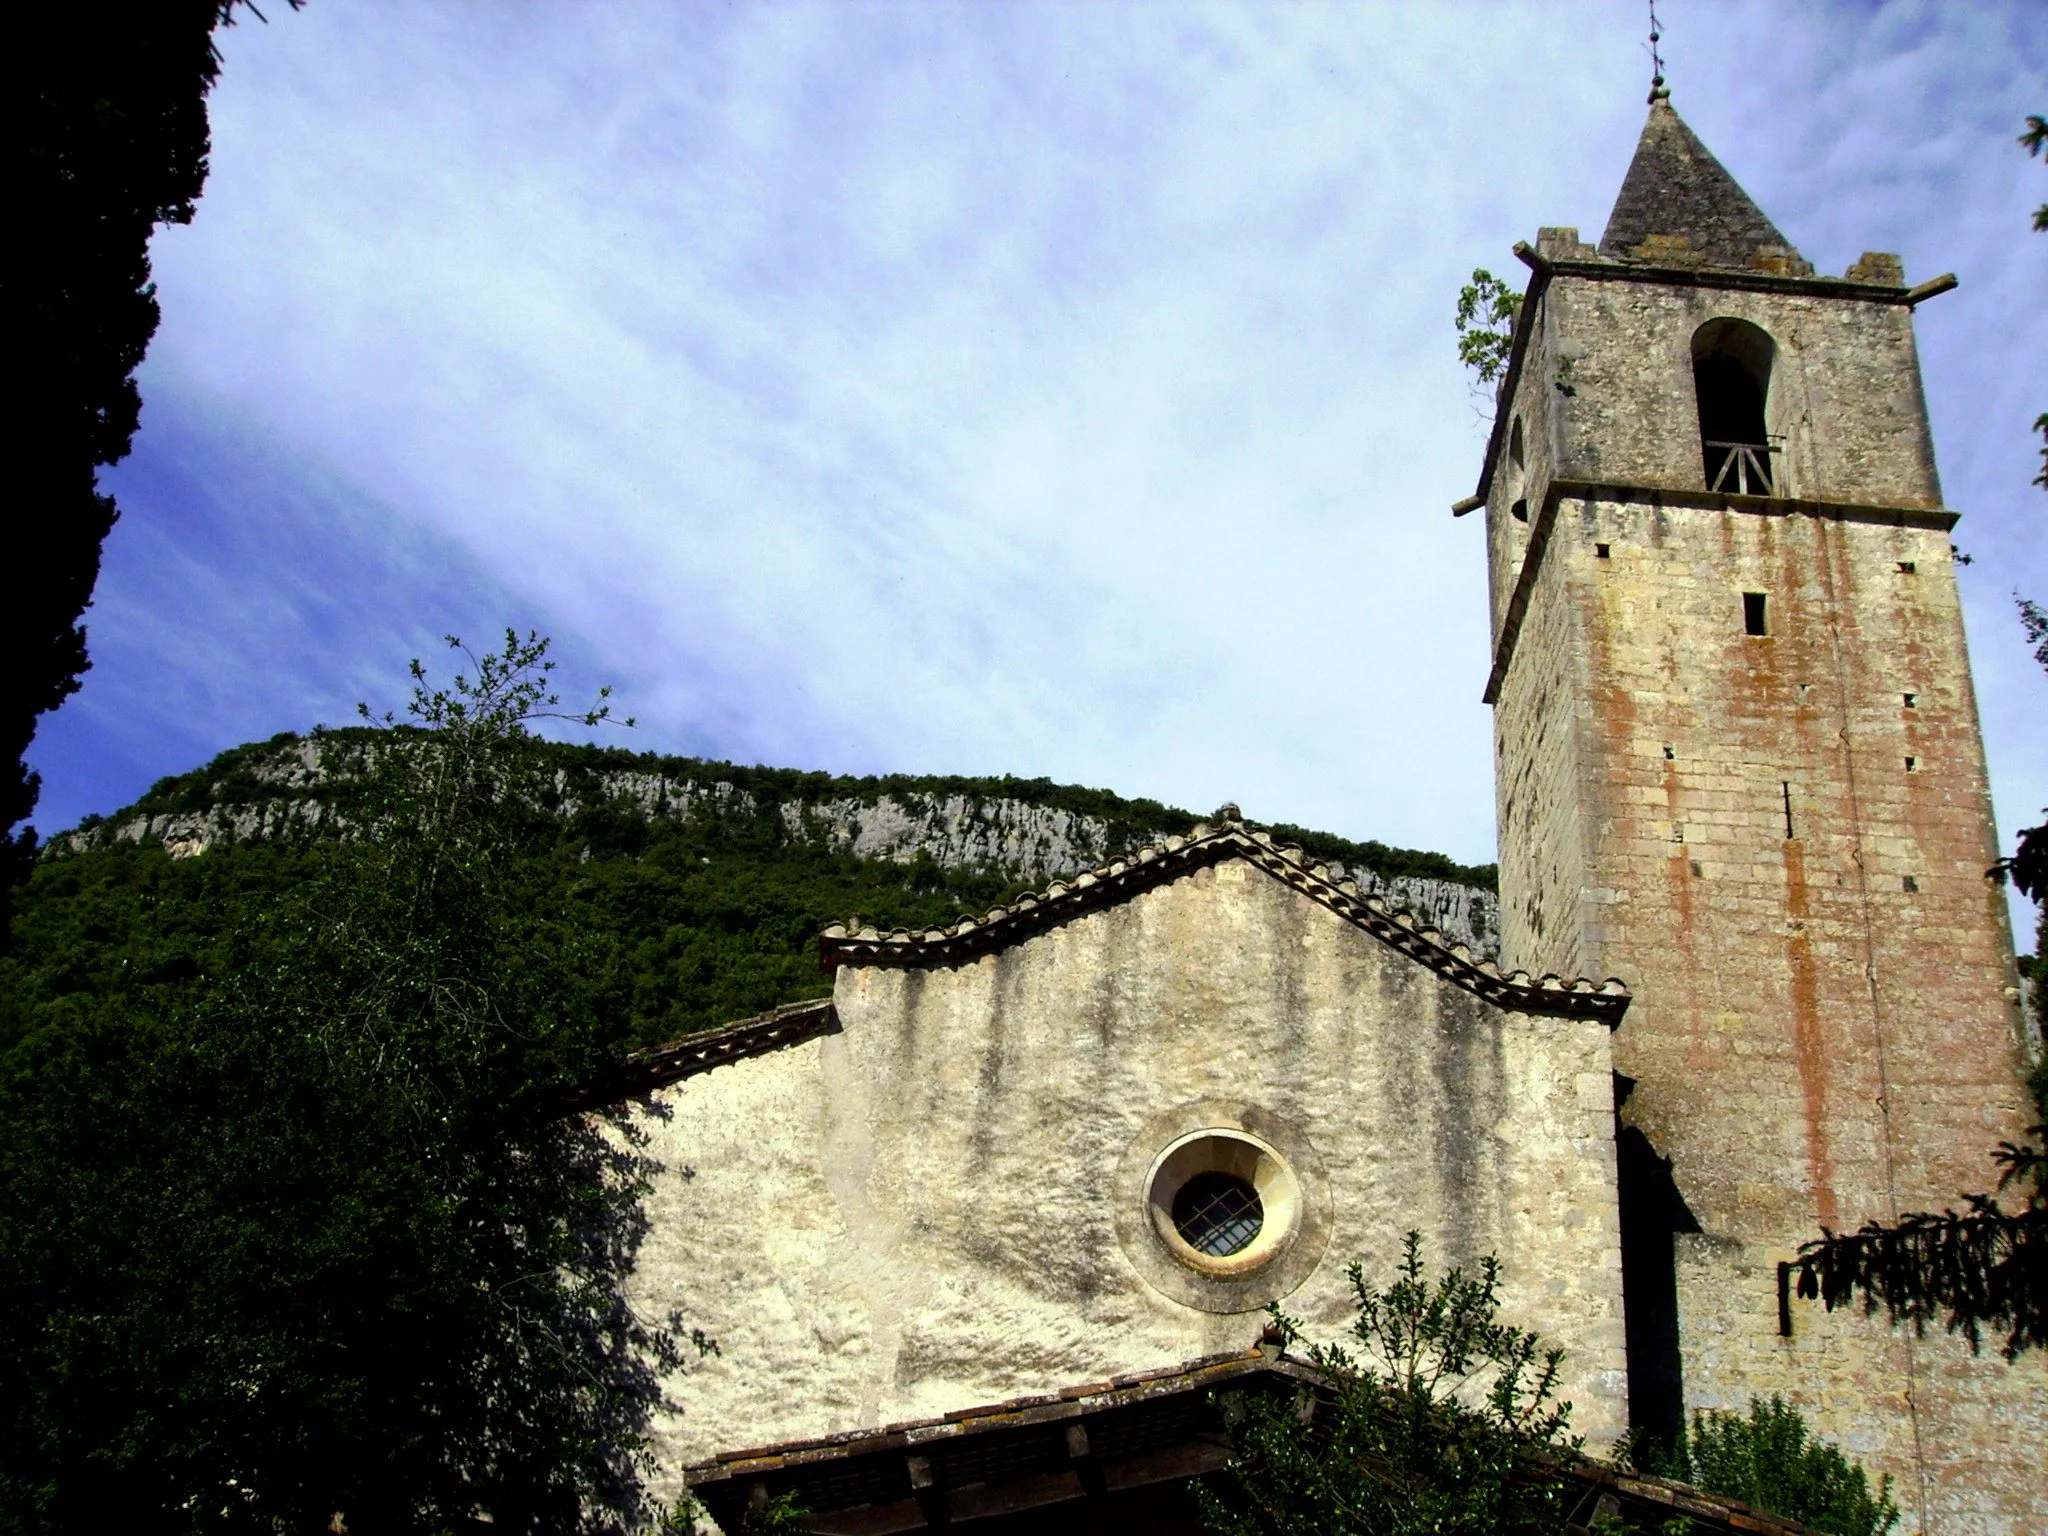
left=557, top=997, right=838, bottom=1109
left=820, top=813, right=1628, bottom=1024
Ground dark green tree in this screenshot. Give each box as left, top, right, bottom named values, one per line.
left=1196, top=1232, right=1579, bottom=1536
left=8, top=2, right=297, bottom=942
left=1630, top=1397, right=1898, bottom=1536
left=0, top=633, right=686, bottom=1533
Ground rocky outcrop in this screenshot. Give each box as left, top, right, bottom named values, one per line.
left=67, top=799, right=333, bottom=861
left=592, top=777, right=1500, bottom=950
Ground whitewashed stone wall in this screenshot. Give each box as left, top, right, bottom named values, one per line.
left=624, top=855, right=1624, bottom=1507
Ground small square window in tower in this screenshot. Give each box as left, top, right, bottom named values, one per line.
left=1743, top=591, right=1769, bottom=636
left=1694, top=319, right=1778, bottom=495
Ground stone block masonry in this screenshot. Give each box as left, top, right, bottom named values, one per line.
left=1480, top=151, right=2042, bottom=1521
left=1493, top=484, right=2043, bottom=1532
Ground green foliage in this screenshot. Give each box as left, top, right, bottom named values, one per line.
left=6, top=803, right=1043, bottom=1060
left=125, top=737, right=1501, bottom=885
left=105, top=731, right=1499, bottom=898
left=1630, top=1398, right=1899, bottom=1536
left=1787, top=1183, right=2046, bottom=1359
left=1261, top=821, right=1495, bottom=892
left=0, top=634, right=679, bottom=1532
left=1196, top=1232, right=1579, bottom=1536
left=1995, top=582, right=2045, bottom=1108
left=655, top=1488, right=808, bottom=1536
left=738, top=1489, right=811, bottom=1533
left=1454, top=269, right=1522, bottom=388
left=2020, top=599, right=2048, bottom=677
left=118, top=735, right=1219, bottom=867
left=1590, top=1517, right=1692, bottom=1536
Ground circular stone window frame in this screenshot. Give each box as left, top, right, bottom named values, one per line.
left=1114, top=1099, right=1332, bottom=1314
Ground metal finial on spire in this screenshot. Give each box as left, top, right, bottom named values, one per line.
left=1646, top=0, right=1670, bottom=102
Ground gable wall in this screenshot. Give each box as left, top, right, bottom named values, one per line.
left=624, top=859, right=1626, bottom=1504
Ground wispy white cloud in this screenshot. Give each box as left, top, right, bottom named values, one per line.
left=27, top=377, right=626, bottom=818
left=33, top=0, right=2046, bottom=890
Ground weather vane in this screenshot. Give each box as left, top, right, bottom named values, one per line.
left=1646, top=0, right=1669, bottom=101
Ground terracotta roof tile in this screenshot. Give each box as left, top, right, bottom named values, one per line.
left=820, top=815, right=1627, bottom=1024
left=559, top=997, right=837, bottom=1109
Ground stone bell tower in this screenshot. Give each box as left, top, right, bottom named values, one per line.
left=1462, top=89, right=2043, bottom=1533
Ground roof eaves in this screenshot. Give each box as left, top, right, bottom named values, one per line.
left=1546, top=257, right=1915, bottom=305
left=688, top=1346, right=1286, bottom=1480
left=687, top=1350, right=1816, bottom=1536
left=820, top=818, right=1628, bottom=1024
left=557, top=998, right=839, bottom=1111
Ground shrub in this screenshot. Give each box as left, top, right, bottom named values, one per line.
left=1197, top=1232, right=1578, bottom=1536
left=1632, top=1396, right=1899, bottom=1536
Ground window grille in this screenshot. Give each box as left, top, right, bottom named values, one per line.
left=1172, top=1172, right=1263, bottom=1257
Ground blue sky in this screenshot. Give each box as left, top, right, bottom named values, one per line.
left=27, top=0, right=2047, bottom=898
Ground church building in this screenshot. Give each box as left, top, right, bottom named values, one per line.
left=616, top=91, right=2045, bottom=1535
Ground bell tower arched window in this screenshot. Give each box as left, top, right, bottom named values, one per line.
left=1691, top=319, right=1777, bottom=495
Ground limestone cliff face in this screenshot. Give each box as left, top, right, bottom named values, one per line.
left=55, top=735, right=1501, bottom=954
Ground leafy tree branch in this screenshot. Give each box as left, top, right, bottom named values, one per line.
left=1454, top=269, right=1522, bottom=391
left=1628, top=1398, right=1899, bottom=1536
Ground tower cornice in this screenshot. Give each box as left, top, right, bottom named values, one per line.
left=1544, top=257, right=1923, bottom=305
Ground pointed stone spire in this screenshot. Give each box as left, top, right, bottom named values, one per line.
left=1599, top=92, right=1810, bottom=274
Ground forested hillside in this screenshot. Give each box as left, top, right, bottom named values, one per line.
left=7, top=730, right=1498, bottom=1053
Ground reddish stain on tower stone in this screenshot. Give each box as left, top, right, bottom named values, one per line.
left=1782, top=838, right=1837, bottom=1229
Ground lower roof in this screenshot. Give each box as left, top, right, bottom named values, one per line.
left=685, top=1348, right=1811, bottom=1536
